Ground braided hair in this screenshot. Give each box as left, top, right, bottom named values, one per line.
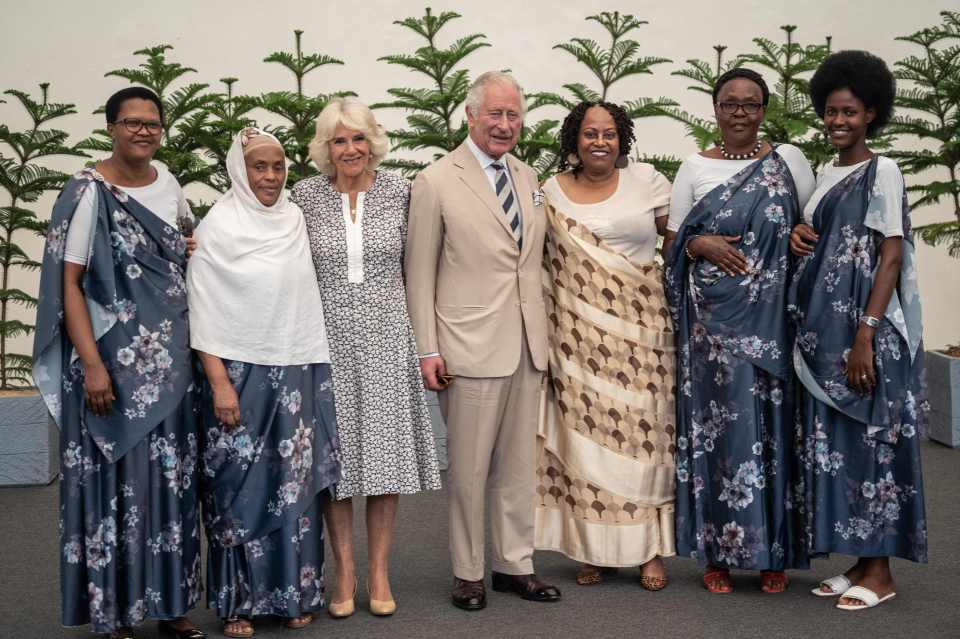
left=557, top=101, right=635, bottom=175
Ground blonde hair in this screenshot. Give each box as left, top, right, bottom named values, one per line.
left=308, top=97, right=390, bottom=176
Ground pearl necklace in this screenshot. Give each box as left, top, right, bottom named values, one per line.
left=720, top=140, right=762, bottom=160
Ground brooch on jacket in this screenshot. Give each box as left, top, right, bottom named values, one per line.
left=532, top=189, right=545, bottom=207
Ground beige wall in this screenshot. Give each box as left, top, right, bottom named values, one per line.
left=1, top=0, right=957, bottom=358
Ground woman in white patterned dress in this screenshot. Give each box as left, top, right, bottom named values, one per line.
left=291, top=97, right=441, bottom=619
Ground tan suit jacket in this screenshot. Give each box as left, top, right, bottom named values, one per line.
left=405, top=141, right=548, bottom=378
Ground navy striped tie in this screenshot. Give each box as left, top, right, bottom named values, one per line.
left=490, top=162, right=522, bottom=245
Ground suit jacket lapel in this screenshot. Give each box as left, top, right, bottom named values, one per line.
left=452, top=143, right=517, bottom=241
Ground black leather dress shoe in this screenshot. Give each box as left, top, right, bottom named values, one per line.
left=159, top=620, right=207, bottom=638
left=491, top=572, right=562, bottom=602
left=452, top=577, right=487, bottom=611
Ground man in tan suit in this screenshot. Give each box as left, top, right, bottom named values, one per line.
left=405, top=71, right=561, bottom=610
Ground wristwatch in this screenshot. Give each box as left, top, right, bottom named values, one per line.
left=859, top=315, right=880, bottom=328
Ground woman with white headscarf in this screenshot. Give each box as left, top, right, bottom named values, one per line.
left=187, top=128, right=340, bottom=638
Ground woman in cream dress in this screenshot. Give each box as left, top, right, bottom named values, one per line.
left=535, top=101, right=676, bottom=591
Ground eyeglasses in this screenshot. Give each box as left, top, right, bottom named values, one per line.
left=113, top=118, right=164, bottom=134
left=716, top=102, right=763, bottom=115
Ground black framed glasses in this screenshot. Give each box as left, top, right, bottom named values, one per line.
left=113, top=117, right=164, bottom=134
left=716, top=102, right=763, bottom=115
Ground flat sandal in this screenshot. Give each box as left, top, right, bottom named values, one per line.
left=575, top=565, right=617, bottom=586
left=222, top=617, right=254, bottom=639
left=285, top=613, right=314, bottom=629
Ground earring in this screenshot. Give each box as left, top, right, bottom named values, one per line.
left=566, top=152, right=581, bottom=168
left=614, top=154, right=629, bottom=169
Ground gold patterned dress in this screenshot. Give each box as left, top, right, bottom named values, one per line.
left=534, top=162, right=677, bottom=567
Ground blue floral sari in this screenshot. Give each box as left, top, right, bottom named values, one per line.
left=202, top=360, right=340, bottom=618
left=33, top=167, right=201, bottom=632
left=790, top=157, right=927, bottom=562
left=665, top=151, right=808, bottom=570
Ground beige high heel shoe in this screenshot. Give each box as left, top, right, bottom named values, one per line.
left=328, top=577, right=358, bottom=619
left=367, top=579, right=397, bottom=616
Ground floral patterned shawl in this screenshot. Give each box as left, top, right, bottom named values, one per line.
left=665, top=150, right=800, bottom=382
left=790, top=157, right=924, bottom=444
left=32, top=167, right=193, bottom=463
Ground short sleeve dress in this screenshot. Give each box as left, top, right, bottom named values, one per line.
left=291, top=171, right=442, bottom=499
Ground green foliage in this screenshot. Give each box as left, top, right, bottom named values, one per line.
left=522, top=11, right=678, bottom=180
left=889, top=10, right=960, bottom=256
left=663, top=45, right=736, bottom=150
left=195, top=77, right=259, bottom=196
left=372, top=8, right=490, bottom=176
left=258, top=30, right=352, bottom=184
left=79, top=45, right=218, bottom=193
left=736, top=25, right=835, bottom=170
left=0, top=83, right=86, bottom=389
left=534, top=12, right=675, bottom=108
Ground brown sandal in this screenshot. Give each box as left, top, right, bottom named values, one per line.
left=640, top=575, right=668, bottom=591
left=703, top=568, right=733, bottom=593
left=575, top=565, right=618, bottom=585
left=285, top=613, right=314, bottom=629
left=222, top=617, right=254, bottom=638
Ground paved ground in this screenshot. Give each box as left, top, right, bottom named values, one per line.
left=1, top=441, right=957, bottom=639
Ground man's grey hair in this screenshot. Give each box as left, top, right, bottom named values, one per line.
left=465, top=71, right=526, bottom=118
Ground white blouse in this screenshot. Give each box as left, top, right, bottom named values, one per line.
left=542, top=162, right=671, bottom=264
left=667, top=144, right=815, bottom=232
left=803, top=156, right=905, bottom=237
left=64, top=163, right=191, bottom=265
left=341, top=192, right=366, bottom=284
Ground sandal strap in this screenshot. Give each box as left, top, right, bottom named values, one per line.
left=839, top=585, right=880, bottom=606
left=819, top=574, right=852, bottom=594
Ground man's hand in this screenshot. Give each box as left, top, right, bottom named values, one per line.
left=420, top=355, right=448, bottom=391
left=185, top=237, right=198, bottom=259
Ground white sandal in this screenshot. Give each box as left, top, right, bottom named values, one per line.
left=811, top=574, right=852, bottom=597
left=835, top=585, right=896, bottom=610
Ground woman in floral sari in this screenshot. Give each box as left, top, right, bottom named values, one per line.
left=187, top=129, right=340, bottom=637
left=33, top=87, right=205, bottom=638
left=663, top=68, right=815, bottom=594
left=790, top=50, right=927, bottom=611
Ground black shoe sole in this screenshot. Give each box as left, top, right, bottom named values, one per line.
left=491, top=573, right=562, bottom=602
left=451, top=597, right=487, bottom=611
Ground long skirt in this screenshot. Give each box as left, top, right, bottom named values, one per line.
left=675, top=337, right=808, bottom=570
left=59, top=364, right=202, bottom=633
left=534, top=213, right=677, bottom=567
left=201, top=361, right=339, bottom=619
left=799, top=353, right=928, bottom=562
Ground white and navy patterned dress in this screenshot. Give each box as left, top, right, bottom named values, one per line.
left=292, top=171, right=441, bottom=499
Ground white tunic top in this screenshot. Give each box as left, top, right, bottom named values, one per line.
left=667, top=144, right=815, bottom=231
left=64, top=163, right=191, bottom=265
left=341, top=192, right=366, bottom=284
left=803, top=156, right=905, bottom=237
left=542, top=162, right=671, bottom=264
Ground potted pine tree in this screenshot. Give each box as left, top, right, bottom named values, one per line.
left=889, top=11, right=960, bottom=447
left=0, top=84, right=84, bottom=484
left=373, top=7, right=496, bottom=465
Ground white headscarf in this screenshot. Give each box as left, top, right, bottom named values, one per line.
left=187, top=128, right=330, bottom=366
